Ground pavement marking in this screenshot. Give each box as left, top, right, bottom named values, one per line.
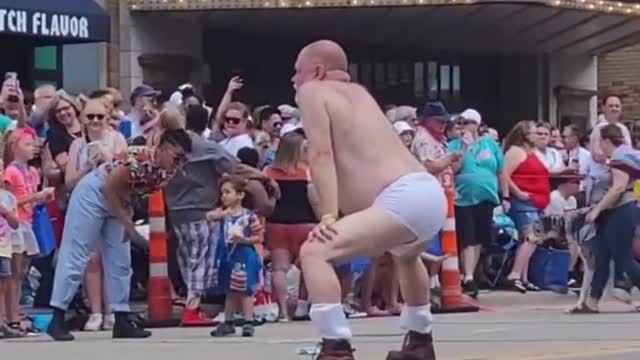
left=451, top=343, right=640, bottom=360
left=471, top=327, right=509, bottom=334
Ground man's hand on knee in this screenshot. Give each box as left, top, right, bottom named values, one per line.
left=308, top=220, right=338, bottom=243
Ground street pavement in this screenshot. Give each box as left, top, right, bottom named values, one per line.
left=4, top=291, right=640, bottom=360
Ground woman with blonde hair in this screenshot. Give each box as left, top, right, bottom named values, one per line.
left=263, top=130, right=315, bottom=321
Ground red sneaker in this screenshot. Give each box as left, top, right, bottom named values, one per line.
left=181, top=308, right=217, bottom=327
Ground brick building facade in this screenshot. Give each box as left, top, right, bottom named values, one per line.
left=599, top=44, right=640, bottom=122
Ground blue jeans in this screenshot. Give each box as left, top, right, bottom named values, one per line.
left=590, top=202, right=640, bottom=299
left=508, top=198, right=540, bottom=232
left=50, top=171, right=131, bottom=312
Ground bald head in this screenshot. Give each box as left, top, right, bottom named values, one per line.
left=293, top=40, right=350, bottom=89
left=299, top=40, right=348, bottom=72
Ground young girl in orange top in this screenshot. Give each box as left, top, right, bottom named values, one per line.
left=4, top=128, right=54, bottom=333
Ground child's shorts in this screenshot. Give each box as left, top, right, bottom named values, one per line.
left=0, top=257, right=11, bottom=278
left=12, top=223, right=40, bottom=256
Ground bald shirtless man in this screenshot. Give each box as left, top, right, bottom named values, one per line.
left=294, top=40, right=447, bottom=360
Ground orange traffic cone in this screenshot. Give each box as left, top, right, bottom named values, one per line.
left=146, top=190, right=180, bottom=327
left=438, top=187, right=479, bottom=313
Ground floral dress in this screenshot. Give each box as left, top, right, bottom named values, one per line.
left=214, top=209, right=263, bottom=296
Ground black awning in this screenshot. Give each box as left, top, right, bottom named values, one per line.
left=0, top=0, right=109, bottom=43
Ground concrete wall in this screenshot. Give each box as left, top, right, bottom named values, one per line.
left=598, top=44, right=640, bottom=122
left=118, top=4, right=204, bottom=103
left=548, top=53, right=598, bottom=127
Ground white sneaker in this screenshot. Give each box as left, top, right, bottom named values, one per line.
left=84, top=313, right=103, bottom=331
left=102, top=313, right=115, bottom=330
left=342, top=304, right=367, bottom=319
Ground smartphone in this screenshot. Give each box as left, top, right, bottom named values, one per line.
left=4, top=72, right=17, bottom=82
left=87, top=141, right=101, bottom=160
left=4, top=72, right=19, bottom=102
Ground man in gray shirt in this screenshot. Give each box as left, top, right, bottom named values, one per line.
left=164, top=105, right=277, bottom=327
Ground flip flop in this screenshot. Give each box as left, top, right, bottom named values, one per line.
left=366, top=306, right=392, bottom=318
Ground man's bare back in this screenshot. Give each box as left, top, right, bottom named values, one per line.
left=293, top=40, right=441, bottom=360
left=299, top=80, right=424, bottom=214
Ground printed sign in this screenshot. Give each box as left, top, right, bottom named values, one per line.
left=0, top=8, right=92, bottom=39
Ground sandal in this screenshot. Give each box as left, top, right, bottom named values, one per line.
left=524, top=282, right=542, bottom=292
left=0, top=323, right=24, bottom=339
left=568, top=303, right=599, bottom=314
left=365, top=306, right=391, bottom=318
left=506, top=279, right=527, bottom=294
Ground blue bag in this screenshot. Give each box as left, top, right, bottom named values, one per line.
left=32, top=204, right=56, bottom=257
left=528, top=247, right=570, bottom=294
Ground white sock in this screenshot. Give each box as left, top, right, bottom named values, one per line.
left=310, top=303, right=352, bottom=340
left=400, top=305, right=433, bottom=334
left=430, top=275, right=440, bottom=289
left=463, top=274, right=473, bottom=282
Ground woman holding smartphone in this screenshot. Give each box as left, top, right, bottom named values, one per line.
left=65, top=99, right=128, bottom=331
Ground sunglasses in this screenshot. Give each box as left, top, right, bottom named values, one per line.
left=224, top=117, right=243, bottom=125
left=86, top=114, right=106, bottom=121
left=461, top=121, right=476, bottom=126
left=273, top=122, right=283, bottom=128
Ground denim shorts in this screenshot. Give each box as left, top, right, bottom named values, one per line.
left=0, top=257, right=11, bottom=278
left=508, top=198, right=541, bottom=232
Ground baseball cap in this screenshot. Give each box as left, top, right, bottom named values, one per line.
left=417, top=101, right=449, bottom=122
left=460, top=108, right=482, bottom=125
left=393, top=121, right=414, bottom=135
left=280, top=123, right=304, bottom=137
left=130, top=85, right=160, bottom=105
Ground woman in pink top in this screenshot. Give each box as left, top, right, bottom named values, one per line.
left=4, top=128, right=54, bottom=333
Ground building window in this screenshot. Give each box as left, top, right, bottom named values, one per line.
left=361, top=62, right=372, bottom=90
left=452, top=65, right=461, bottom=96
left=427, top=61, right=438, bottom=100
left=440, top=64, right=451, bottom=98
left=413, top=62, right=424, bottom=99
left=387, top=62, right=399, bottom=87
left=33, top=45, right=62, bottom=89
left=34, top=46, right=57, bottom=70
left=374, top=62, right=386, bottom=90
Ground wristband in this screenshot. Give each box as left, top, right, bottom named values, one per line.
left=321, top=213, right=337, bottom=225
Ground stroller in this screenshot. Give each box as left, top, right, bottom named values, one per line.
left=482, top=213, right=519, bottom=288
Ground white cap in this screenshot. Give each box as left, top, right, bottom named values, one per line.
left=460, top=108, right=482, bottom=125
left=393, top=121, right=414, bottom=135
left=280, top=123, right=303, bottom=137
left=168, top=91, right=183, bottom=106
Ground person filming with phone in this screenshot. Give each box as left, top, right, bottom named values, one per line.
left=0, top=73, right=28, bottom=134
left=122, top=85, right=160, bottom=140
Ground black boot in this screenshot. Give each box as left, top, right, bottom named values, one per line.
left=47, top=308, right=74, bottom=341
left=112, top=312, right=152, bottom=339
